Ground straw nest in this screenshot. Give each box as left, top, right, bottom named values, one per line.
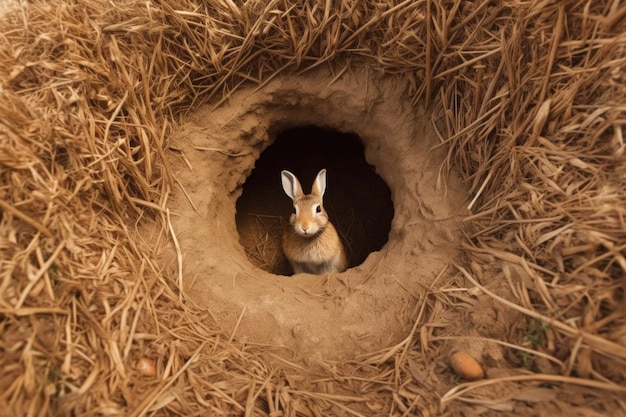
left=1, top=0, right=625, bottom=416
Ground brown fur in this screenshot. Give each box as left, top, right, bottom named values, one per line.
left=280, top=170, right=348, bottom=274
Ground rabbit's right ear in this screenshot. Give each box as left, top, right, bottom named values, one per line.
left=281, top=170, right=303, bottom=201
left=311, top=169, right=327, bottom=198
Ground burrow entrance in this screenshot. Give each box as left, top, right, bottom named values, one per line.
left=162, top=67, right=470, bottom=359
left=236, top=126, right=394, bottom=276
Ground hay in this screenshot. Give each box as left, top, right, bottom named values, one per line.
left=1, top=0, right=625, bottom=416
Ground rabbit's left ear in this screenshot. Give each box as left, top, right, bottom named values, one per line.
left=281, top=170, right=303, bottom=201
left=312, top=169, right=327, bottom=198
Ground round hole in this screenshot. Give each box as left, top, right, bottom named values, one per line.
left=236, top=125, right=394, bottom=275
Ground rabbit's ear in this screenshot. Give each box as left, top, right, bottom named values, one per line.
left=281, top=170, right=303, bottom=201
left=311, top=169, right=327, bottom=198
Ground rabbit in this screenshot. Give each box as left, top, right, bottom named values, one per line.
left=280, top=169, right=348, bottom=275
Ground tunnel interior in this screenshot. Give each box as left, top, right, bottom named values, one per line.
left=235, top=125, right=395, bottom=276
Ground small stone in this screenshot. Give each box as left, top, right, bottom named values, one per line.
left=450, top=351, right=484, bottom=380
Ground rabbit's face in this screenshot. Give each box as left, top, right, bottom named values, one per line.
left=289, top=196, right=328, bottom=237
left=282, top=169, right=330, bottom=237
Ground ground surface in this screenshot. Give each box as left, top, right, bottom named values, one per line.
left=3, top=1, right=624, bottom=415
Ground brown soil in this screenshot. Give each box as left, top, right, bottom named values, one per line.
left=159, top=67, right=474, bottom=361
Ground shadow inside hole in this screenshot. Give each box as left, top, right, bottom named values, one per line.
left=236, top=126, right=394, bottom=276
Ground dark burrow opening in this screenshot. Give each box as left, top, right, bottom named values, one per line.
left=236, top=125, right=394, bottom=276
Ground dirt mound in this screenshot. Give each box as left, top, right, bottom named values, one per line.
left=160, top=68, right=469, bottom=359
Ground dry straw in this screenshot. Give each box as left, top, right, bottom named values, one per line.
left=1, top=0, right=625, bottom=416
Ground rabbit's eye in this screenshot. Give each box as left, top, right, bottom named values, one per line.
left=315, top=205, right=321, bottom=213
